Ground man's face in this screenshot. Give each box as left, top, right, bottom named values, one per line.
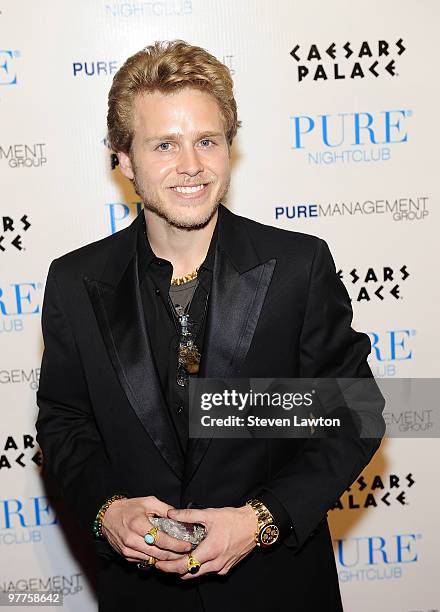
left=118, top=87, right=231, bottom=230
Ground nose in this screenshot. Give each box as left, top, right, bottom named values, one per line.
left=176, top=144, right=204, bottom=177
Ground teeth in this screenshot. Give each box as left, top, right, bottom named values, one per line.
left=172, top=184, right=205, bottom=194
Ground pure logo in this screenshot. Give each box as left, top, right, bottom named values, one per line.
left=290, top=109, right=412, bottom=166
left=335, top=532, right=420, bottom=582
left=275, top=197, right=429, bottom=222
left=0, top=50, right=20, bottom=86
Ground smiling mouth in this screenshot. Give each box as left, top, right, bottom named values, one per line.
left=170, top=184, right=207, bottom=194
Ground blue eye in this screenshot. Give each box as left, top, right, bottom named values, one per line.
left=200, top=139, right=213, bottom=147
left=158, top=142, right=171, bottom=151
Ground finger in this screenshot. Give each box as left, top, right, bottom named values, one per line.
left=166, top=508, right=208, bottom=524
left=155, top=556, right=189, bottom=575
left=133, top=511, right=205, bottom=556
left=148, top=547, right=187, bottom=562
left=143, top=497, right=176, bottom=516
left=180, top=559, right=223, bottom=580
left=153, top=545, right=194, bottom=561
left=184, top=538, right=216, bottom=564
left=119, top=544, right=185, bottom=563
left=118, top=531, right=189, bottom=561
left=132, top=522, right=193, bottom=554
left=118, top=546, right=151, bottom=561
left=156, top=542, right=214, bottom=576
left=152, top=530, right=193, bottom=554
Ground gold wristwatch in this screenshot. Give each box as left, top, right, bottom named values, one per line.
left=246, top=499, right=280, bottom=547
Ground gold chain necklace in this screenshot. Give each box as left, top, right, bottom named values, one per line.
left=143, top=224, right=200, bottom=286
left=171, top=267, right=200, bottom=286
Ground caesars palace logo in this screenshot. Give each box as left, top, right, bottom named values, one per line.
left=331, top=473, right=415, bottom=510
left=338, top=265, right=410, bottom=302
left=0, top=434, right=42, bottom=471
left=0, top=215, right=31, bottom=253
left=290, top=38, right=406, bottom=82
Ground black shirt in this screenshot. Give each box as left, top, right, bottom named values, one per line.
left=136, top=212, right=293, bottom=540
left=137, top=213, right=217, bottom=454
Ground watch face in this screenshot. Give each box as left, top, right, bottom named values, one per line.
left=260, top=524, right=280, bottom=546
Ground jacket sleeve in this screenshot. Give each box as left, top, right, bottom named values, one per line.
left=259, top=238, right=385, bottom=550
left=36, top=260, right=125, bottom=533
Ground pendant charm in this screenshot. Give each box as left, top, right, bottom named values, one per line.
left=178, top=341, right=201, bottom=374
left=175, top=309, right=200, bottom=385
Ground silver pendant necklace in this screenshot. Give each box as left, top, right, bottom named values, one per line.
left=168, top=291, right=202, bottom=387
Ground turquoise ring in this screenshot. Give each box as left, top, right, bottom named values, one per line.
left=144, top=527, right=158, bottom=545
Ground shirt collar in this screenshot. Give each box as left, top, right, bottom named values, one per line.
left=137, top=212, right=157, bottom=284
left=137, top=210, right=218, bottom=284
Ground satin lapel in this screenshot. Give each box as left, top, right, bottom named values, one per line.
left=84, top=255, right=184, bottom=479
left=183, top=248, right=276, bottom=484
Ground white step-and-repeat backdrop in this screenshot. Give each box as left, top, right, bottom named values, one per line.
left=1, top=1, right=438, bottom=610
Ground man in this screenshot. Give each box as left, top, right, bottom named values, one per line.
left=36, top=40, right=385, bottom=611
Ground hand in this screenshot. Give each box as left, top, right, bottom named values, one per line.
left=101, top=495, right=192, bottom=563
left=155, top=505, right=258, bottom=579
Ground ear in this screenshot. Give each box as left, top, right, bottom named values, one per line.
left=117, top=151, right=135, bottom=180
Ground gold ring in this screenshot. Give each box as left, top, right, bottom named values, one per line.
left=137, top=557, right=156, bottom=570
left=144, top=527, right=158, bottom=545
left=187, top=553, right=201, bottom=575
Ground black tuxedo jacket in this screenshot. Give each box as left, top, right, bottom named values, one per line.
left=36, top=205, right=385, bottom=611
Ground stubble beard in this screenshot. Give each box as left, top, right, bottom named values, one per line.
left=132, top=172, right=230, bottom=231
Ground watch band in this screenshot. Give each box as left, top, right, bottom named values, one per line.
left=246, top=498, right=280, bottom=547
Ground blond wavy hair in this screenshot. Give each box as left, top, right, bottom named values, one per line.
left=107, top=40, right=240, bottom=154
